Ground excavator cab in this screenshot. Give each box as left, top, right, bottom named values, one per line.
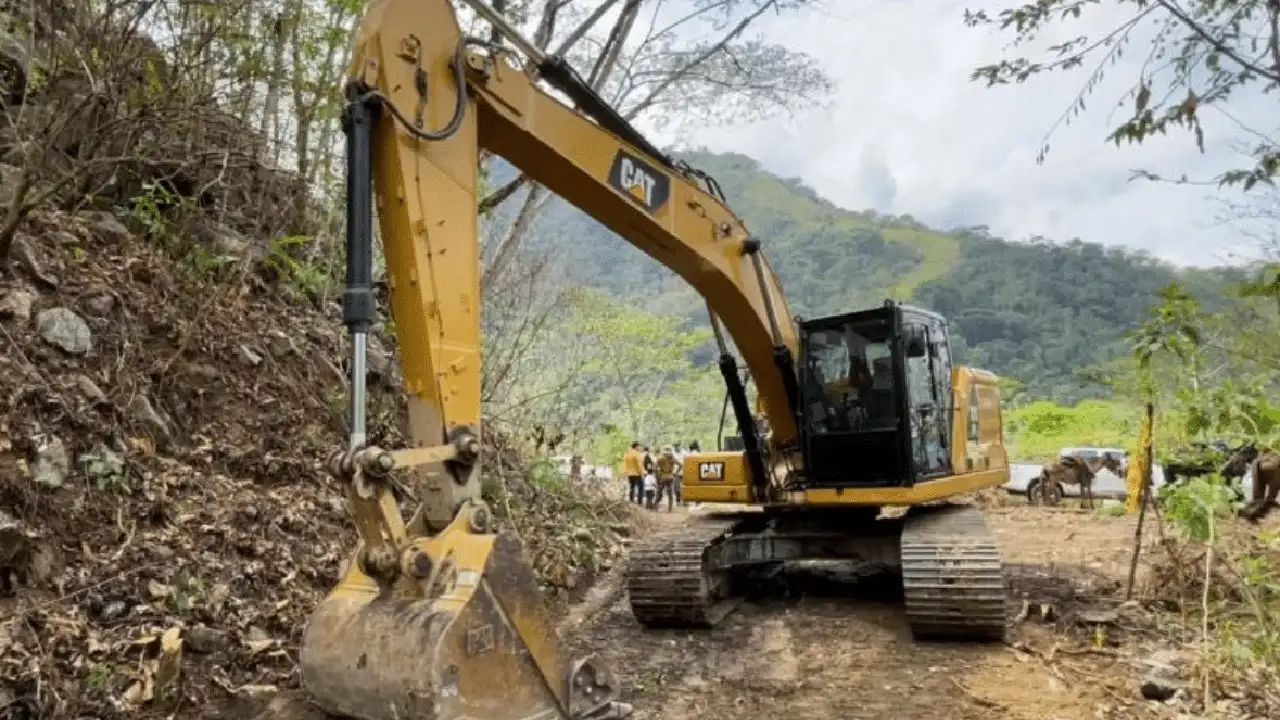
left=798, top=302, right=955, bottom=488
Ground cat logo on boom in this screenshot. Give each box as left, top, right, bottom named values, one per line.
left=608, top=150, right=670, bottom=213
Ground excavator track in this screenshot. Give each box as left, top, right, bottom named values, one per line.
left=900, top=504, right=1007, bottom=641
left=626, top=516, right=741, bottom=628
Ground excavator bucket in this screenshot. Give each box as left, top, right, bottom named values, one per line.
left=300, top=514, right=623, bottom=720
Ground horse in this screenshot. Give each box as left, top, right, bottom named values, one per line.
left=1222, top=445, right=1280, bottom=522
left=1034, top=454, right=1099, bottom=509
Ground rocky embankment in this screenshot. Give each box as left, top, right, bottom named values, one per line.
left=0, top=203, right=630, bottom=717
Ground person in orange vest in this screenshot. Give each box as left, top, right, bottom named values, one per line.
left=622, top=442, right=644, bottom=504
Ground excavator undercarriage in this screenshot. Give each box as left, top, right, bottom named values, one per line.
left=628, top=505, right=1006, bottom=641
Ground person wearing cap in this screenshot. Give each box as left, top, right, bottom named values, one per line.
left=654, top=445, right=681, bottom=512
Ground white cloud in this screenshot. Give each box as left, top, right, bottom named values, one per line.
left=644, top=0, right=1276, bottom=268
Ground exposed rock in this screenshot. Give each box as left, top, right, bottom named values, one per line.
left=0, top=163, right=21, bottom=202
left=81, top=286, right=115, bottom=317
left=79, top=210, right=131, bottom=242
left=129, top=394, right=171, bottom=443
left=36, top=306, right=91, bottom=354
left=1140, top=676, right=1182, bottom=702
left=198, top=221, right=253, bottom=259
left=0, top=204, right=630, bottom=719
left=184, top=625, right=229, bottom=654
left=24, top=539, right=62, bottom=585
left=266, top=330, right=297, bottom=358
left=1138, top=650, right=1185, bottom=702
left=0, top=288, right=35, bottom=322
left=48, top=229, right=79, bottom=247
left=0, top=510, right=23, bottom=565
left=32, top=434, right=69, bottom=488
left=240, top=344, right=263, bottom=367
left=1077, top=608, right=1120, bottom=625
left=367, top=333, right=391, bottom=380
left=74, top=374, right=108, bottom=405
left=12, top=235, right=58, bottom=288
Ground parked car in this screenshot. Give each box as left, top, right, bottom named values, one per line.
left=1011, top=447, right=1142, bottom=503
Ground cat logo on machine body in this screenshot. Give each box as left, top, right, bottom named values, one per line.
left=608, top=150, right=670, bottom=214
left=699, top=462, right=725, bottom=481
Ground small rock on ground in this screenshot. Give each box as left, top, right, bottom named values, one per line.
left=36, top=306, right=91, bottom=354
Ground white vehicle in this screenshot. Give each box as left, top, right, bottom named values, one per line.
left=1017, top=447, right=1135, bottom=503
left=1059, top=447, right=1128, bottom=465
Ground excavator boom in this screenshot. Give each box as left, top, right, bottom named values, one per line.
left=299, top=1, right=812, bottom=718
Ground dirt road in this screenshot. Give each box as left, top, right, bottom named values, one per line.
left=566, top=500, right=1177, bottom=720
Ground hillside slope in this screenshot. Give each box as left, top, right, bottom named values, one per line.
left=0, top=209, right=627, bottom=717
left=490, top=151, right=1246, bottom=401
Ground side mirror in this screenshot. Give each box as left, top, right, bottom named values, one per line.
left=905, top=326, right=927, bottom=357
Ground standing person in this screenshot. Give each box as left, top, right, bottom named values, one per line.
left=642, top=445, right=654, bottom=477
left=622, top=442, right=644, bottom=504
left=672, top=444, right=685, bottom=505
left=686, top=441, right=701, bottom=508
left=643, top=471, right=658, bottom=509
left=655, top=445, right=681, bottom=511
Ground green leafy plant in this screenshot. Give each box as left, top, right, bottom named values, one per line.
left=263, top=234, right=333, bottom=297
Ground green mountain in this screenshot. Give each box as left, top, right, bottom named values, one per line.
left=488, top=150, right=1248, bottom=403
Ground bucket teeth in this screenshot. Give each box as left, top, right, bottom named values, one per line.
left=626, top=517, right=739, bottom=628
left=900, top=504, right=1007, bottom=642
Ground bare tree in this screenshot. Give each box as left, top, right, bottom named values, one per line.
left=966, top=0, right=1280, bottom=188
left=477, top=0, right=835, bottom=289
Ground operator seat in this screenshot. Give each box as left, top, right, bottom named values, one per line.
left=866, top=356, right=898, bottom=429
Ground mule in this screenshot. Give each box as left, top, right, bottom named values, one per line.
left=1034, top=454, right=1099, bottom=509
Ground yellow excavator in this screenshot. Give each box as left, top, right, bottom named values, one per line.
left=299, top=0, right=1011, bottom=718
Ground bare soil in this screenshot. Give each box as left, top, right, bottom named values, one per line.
left=566, top=501, right=1190, bottom=720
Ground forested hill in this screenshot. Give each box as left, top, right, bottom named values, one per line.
left=492, top=151, right=1246, bottom=403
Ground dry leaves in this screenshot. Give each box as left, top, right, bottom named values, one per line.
left=0, top=209, right=633, bottom=718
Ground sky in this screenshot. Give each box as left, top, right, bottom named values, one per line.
left=649, top=0, right=1278, bottom=268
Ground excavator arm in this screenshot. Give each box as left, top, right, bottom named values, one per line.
left=299, top=1, right=803, bottom=719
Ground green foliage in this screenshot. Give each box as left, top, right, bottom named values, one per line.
left=79, top=447, right=128, bottom=493
left=263, top=235, right=333, bottom=298
left=1097, top=502, right=1127, bottom=517
left=129, top=182, right=178, bottom=240
left=1005, top=399, right=1141, bottom=460
left=564, top=289, right=720, bottom=446
left=527, top=457, right=565, bottom=490
left=85, top=664, right=112, bottom=694
left=1163, top=475, right=1239, bottom=542
left=481, top=287, right=721, bottom=464
left=487, top=151, right=1254, bottom=404
left=964, top=0, right=1280, bottom=187
left=129, top=183, right=237, bottom=280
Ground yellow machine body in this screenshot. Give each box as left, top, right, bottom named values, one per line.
left=682, top=367, right=1008, bottom=506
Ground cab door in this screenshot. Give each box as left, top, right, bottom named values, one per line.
left=903, top=321, right=952, bottom=479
